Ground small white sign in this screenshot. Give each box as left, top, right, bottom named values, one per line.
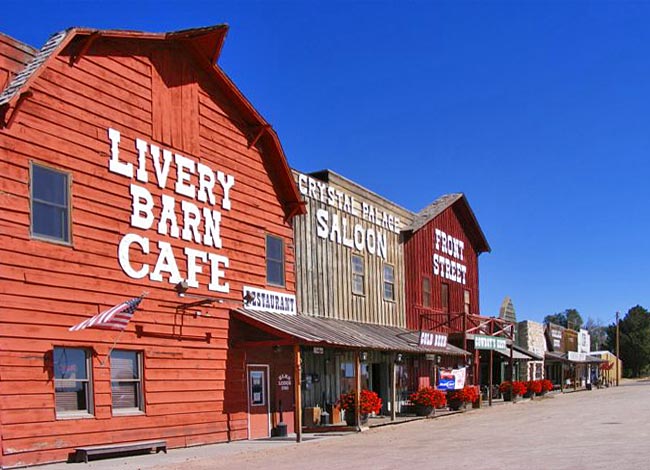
left=243, top=286, right=296, bottom=315
left=419, top=331, right=448, bottom=348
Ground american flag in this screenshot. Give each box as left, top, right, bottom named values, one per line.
left=69, top=297, right=143, bottom=332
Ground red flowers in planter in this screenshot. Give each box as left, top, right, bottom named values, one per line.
left=526, top=380, right=543, bottom=395
left=499, top=380, right=527, bottom=396
left=541, top=379, right=554, bottom=392
left=409, top=387, right=447, bottom=408
left=447, top=386, right=479, bottom=404
left=338, top=389, right=382, bottom=415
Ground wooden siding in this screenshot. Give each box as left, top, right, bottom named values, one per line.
left=0, top=33, right=35, bottom=91
left=0, top=36, right=295, bottom=467
left=404, top=203, right=481, bottom=331
left=293, top=170, right=413, bottom=327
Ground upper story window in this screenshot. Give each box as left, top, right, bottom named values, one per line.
left=441, top=283, right=450, bottom=313
left=422, top=276, right=431, bottom=308
left=31, top=162, right=71, bottom=243
left=111, top=350, right=143, bottom=414
left=351, top=255, right=365, bottom=295
left=266, top=234, right=285, bottom=286
left=383, top=264, right=395, bottom=301
left=53, top=347, right=92, bottom=417
left=464, top=290, right=471, bottom=315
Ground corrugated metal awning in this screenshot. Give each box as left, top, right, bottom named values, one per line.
left=494, top=346, right=536, bottom=361
left=232, top=308, right=469, bottom=356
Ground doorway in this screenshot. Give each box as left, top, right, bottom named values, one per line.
left=247, top=364, right=270, bottom=439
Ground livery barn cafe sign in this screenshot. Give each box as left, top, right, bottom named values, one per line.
left=297, top=173, right=401, bottom=260
left=108, top=128, right=234, bottom=293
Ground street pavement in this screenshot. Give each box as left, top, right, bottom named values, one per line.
left=39, top=379, right=650, bottom=470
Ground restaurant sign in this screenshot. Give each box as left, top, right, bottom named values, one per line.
left=243, top=286, right=296, bottom=315
left=474, top=334, right=507, bottom=351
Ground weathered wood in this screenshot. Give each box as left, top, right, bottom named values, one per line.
left=293, top=170, right=412, bottom=327
left=74, top=439, right=167, bottom=464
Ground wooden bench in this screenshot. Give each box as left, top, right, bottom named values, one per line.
left=73, top=440, right=167, bottom=463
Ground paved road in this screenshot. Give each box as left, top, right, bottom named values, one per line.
left=41, top=380, right=650, bottom=470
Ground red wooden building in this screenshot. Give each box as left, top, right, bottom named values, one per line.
left=0, top=25, right=304, bottom=467
left=403, top=194, right=495, bottom=385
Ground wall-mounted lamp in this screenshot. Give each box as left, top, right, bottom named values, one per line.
left=360, top=351, right=368, bottom=362
left=435, top=355, right=442, bottom=365
left=173, top=280, right=255, bottom=307
left=273, top=345, right=281, bottom=353
left=395, top=353, right=403, bottom=364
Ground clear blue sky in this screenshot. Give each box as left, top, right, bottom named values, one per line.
left=3, top=1, right=648, bottom=327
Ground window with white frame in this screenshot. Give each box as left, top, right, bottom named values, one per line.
left=53, top=347, right=92, bottom=416
left=110, top=350, right=143, bottom=413
left=351, top=254, right=365, bottom=295
left=31, top=162, right=71, bottom=243
left=383, top=264, right=395, bottom=301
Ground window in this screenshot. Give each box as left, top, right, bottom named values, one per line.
left=110, top=350, right=143, bottom=413
left=266, top=234, right=285, bottom=286
left=464, top=290, right=471, bottom=315
left=351, top=255, right=365, bottom=295
left=31, top=163, right=71, bottom=243
left=441, top=283, right=450, bottom=313
left=383, top=264, right=395, bottom=301
left=53, top=347, right=92, bottom=416
left=422, top=277, right=431, bottom=308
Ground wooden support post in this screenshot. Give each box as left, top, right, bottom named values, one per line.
left=293, top=345, right=302, bottom=443
left=390, top=359, right=397, bottom=422
left=509, top=344, right=514, bottom=382
left=560, top=363, right=564, bottom=392
left=355, top=351, right=361, bottom=431
left=488, top=350, right=493, bottom=406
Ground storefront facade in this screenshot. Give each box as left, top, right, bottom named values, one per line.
left=517, top=320, right=547, bottom=381
left=0, top=26, right=304, bottom=467
left=402, top=194, right=496, bottom=389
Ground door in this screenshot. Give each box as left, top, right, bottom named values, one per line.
left=247, top=365, right=270, bottom=439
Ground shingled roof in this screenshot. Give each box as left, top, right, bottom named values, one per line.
left=405, top=193, right=491, bottom=253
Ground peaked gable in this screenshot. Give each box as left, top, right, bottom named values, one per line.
left=406, top=193, right=490, bottom=254
left=0, top=25, right=304, bottom=220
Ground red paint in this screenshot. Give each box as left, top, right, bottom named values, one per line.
left=0, top=27, right=299, bottom=467
left=404, top=198, right=488, bottom=333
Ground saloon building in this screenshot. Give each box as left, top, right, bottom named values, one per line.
left=0, top=26, right=306, bottom=467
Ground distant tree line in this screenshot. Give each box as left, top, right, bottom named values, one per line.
left=544, top=306, right=650, bottom=378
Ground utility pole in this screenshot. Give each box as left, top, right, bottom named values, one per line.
left=616, top=312, right=621, bottom=387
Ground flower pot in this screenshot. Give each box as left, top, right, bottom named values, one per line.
left=448, top=399, right=464, bottom=411
left=344, top=412, right=368, bottom=427
left=414, top=404, right=435, bottom=417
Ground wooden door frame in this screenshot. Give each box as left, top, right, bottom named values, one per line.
left=246, top=364, right=271, bottom=439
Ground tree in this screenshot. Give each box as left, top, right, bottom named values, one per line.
left=543, top=308, right=583, bottom=331
left=606, top=305, right=650, bottom=378
left=584, top=317, right=607, bottom=351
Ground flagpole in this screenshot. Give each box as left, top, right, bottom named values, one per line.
left=99, top=292, right=148, bottom=366
left=100, top=328, right=127, bottom=366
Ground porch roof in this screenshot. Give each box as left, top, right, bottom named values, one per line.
left=232, top=308, right=469, bottom=356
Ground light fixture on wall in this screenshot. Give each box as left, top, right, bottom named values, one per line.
left=360, top=351, right=368, bottom=362
left=395, top=353, right=403, bottom=364
left=173, top=280, right=255, bottom=308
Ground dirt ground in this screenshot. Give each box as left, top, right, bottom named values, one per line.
left=40, top=380, right=650, bottom=470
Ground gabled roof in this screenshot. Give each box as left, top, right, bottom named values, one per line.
left=0, top=25, right=305, bottom=219
left=405, top=193, right=491, bottom=253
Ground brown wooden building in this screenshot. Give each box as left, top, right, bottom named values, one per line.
left=0, top=26, right=305, bottom=467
